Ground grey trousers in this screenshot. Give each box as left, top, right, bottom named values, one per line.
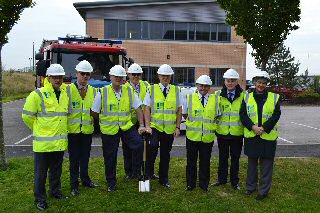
left=246, top=157, right=274, bottom=195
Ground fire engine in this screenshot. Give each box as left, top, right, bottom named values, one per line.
left=35, top=35, right=133, bottom=88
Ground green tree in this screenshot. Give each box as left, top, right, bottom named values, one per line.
left=256, top=43, right=300, bottom=89
left=218, top=0, right=301, bottom=70
left=0, top=0, right=34, bottom=170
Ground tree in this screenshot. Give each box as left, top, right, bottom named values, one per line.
left=0, top=0, right=34, bottom=170
left=255, top=43, right=300, bottom=89
left=218, top=0, right=301, bottom=70
left=299, top=69, right=311, bottom=89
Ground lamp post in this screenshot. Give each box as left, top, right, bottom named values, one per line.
left=28, top=57, right=32, bottom=72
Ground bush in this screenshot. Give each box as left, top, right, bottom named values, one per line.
left=291, top=90, right=320, bottom=104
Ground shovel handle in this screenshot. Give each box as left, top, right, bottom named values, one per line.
left=143, top=140, right=147, bottom=162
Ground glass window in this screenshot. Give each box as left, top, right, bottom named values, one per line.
left=189, top=23, right=195, bottom=40
left=105, top=20, right=118, bottom=38
left=127, top=21, right=141, bottom=39
left=210, top=24, right=217, bottom=41
left=142, top=21, right=149, bottom=39
left=173, top=67, right=195, bottom=85
left=119, top=20, right=126, bottom=39
left=150, top=22, right=163, bottom=40
left=142, top=66, right=159, bottom=84
left=163, top=22, right=174, bottom=40
left=218, top=24, right=231, bottom=41
left=209, top=68, right=228, bottom=86
left=175, top=22, right=188, bottom=40
left=196, top=23, right=210, bottom=41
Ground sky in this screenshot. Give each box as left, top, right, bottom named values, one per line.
left=2, top=0, right=319, bottom=79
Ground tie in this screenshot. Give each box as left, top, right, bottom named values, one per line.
left=81, top=87, right=86, bottom=99
left=201, top=96, right=205, bottom=107
left=228, top=92, right=233, bottom=101
left=163, top=87, right=167, bottom=98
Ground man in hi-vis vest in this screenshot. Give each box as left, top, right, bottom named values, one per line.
left=22, top=64, right=69, bottom=211
left=212, top=69, right=244, bottom=191
left=123, top=63, right=150, bottom=180
left=240, top=71, right=281, bottom=200
left=183, top=75, right=217, bottom=192
left=143, top=64, right=182, bottom=188
left=91, top=65, right=145, bottom=192
left=66, top=60, right=99, bottom=197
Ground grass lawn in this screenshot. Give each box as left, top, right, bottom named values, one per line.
left=0, top=157, right=319, bottom=212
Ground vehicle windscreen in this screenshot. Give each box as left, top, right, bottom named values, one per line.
left=52, top=51, right=120, bottom=81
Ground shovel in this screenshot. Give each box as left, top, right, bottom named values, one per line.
left=139, top=133, right=150, bottom=192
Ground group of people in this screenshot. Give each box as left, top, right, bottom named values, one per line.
left=22, top=60, right=281, bottom=211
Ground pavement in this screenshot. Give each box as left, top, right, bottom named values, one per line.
left=4, top=99, right=320, bottom=158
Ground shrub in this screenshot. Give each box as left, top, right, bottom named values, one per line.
left=291, top=90, right=320, bottom=104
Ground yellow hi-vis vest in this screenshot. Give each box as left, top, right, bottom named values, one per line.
left=150, top=84, right=179, bottom=134
left=125, top=80, right=150, bottom=124
left=244, top=92, right=279, bottom=140
left=216, top=90, right=244, bottom=136
left=66, top=84, right=97, bottom=134
left=100, top=85, right=134, bottom=135
left=22, top=78, right=68, bottom=152
left=186, top=94, right=217, bottom=143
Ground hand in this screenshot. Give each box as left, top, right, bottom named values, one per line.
left=145, top=127, right=152, bottom=135
left=138, top=127, right=146, bottom=135
left=174, top=128, right=180, bottom=137
left=252, top=125, right=264, bottom=135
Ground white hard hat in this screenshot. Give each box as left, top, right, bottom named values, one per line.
left=46, top=64, right=65, bottom=76
left=109, top=65, right=127, bottom=77
left=127, top=63, right=143, bottom=73
left=223, top=68, right=240, bottom=79
left=196, top=75, right=212, bottom=86
left=253, top=71, right=270, bottom=81
left=157, top=64, right=174, bottom=75
left=75, top=60, right=93, bottom=73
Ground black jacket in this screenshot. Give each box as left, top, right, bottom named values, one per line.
left=239, top=89, right=281, bottom=158
left=216, top=84, right=244, bottom=140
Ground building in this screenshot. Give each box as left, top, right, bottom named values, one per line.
left=74, top=0, right=246, bottom=89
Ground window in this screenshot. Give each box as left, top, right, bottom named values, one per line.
left=163, top=22, right=174, bottom=40
left=119, top=20, right=126, bottom=38
left=173, top=67, right=195, bottom=85
left=210, top=68, right=228, bottom=86
left=105, top=20, right=119, bottom=38
left=210, top=24, right=217, bottom=41
left=175, top=22, right=188, bottom=40
left=196, top=23, right=210, bottom=41
left=189, top=23, right=195, bottom=40
left=218, top=24, right=231, bottom=41
left=127, top=21, right=141, bottom=39
left=142, top=21, right=149, bottom=39
left=150, top=22, right=163, bottom=39
left=142, top=66, right=159, bottom=84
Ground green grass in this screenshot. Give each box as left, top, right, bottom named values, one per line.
left=0, top=157, right=319, bottom=212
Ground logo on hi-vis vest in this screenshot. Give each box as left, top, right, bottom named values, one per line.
left=43, top=92, right=51, bottom=98
left=109, top=104, right=117, bottom=112
left=222, top=105, right=230, bottom=112
left=194, top=110, right=203, bottom=116
left=156, top=102, right=164, bottom=110
left=247, top=105, right=254, bottom=113
left=72, top=101, right=80, bottom=109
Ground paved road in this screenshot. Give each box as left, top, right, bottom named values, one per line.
left=4, top=99, right=320, bottom=158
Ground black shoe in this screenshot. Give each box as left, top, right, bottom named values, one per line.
left=50, top=193, right=69, bottom=200
left=200, top=186, right=210, bottom=192
left=211, top=181, right=227, bottom=187
left=125, top=175, right=133, bottom=180
left=107, top=185, right=116, bottom=192
left=35, top=201, right=48, bottom=211
left=185, top=185, right=194, bottom=191
left=161, top=182, right=171, bottom=188
left=83, top=182, right=99, bottom=188
left=71, top=188, right=79, bottom=197
left=245, top=189, right=256, bottom=195
left=256, top=193, right=268, bottom=200
left=232, top=184, right=241, bottom=190
left=150, top=174, right=159, bottom=180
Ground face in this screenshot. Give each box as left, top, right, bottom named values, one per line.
left=254, top=78, right=268, bottom=93
left=76, top=71, right=91, bottom=86
left=48, top=75, right=63, bottom=90
left=110, top=75, right=124, bottom=87
left=224, top=78, right=238, bottom=91
left=197, top=84, right=210, bottom=96
left=128, top=73, right=141, bottom=85
left=158, top=74, right=172, bottom=86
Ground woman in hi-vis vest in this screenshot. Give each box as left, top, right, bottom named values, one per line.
left=240, top=71, right=281, bottom=200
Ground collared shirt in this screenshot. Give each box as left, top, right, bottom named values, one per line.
left=91, top=85, right=142, bottom=113
left=130, top=81, right=140, bottom=94
left=182, top=92, right=209, bottom=114
left=76, top=81, right=88, bottom=92
left=227, top=90, right=236, bottom=100
left=143, top=83, right=183, bottom=107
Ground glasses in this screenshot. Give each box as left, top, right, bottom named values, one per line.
left=79, top=72, right=91, bottom=76
left=131, top=73, right=142, bottom=77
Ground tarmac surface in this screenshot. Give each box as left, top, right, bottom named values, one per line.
left=4, top=99, right=320, bottom=158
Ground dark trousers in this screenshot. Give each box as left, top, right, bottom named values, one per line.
left=101, top=126, right=143, bottom=186
left=68, top=133, right=93, bottom=189
left=34, top=151, right=64, bottom=202
left=186, top=138, right=214, bottom=189
left=246, top=157, right=274, bottom=195
left=146, top=128, right=174, bottom=184
left=217, top=137, right=243, bottom=185
left=122, top=123, right=139, bottom=177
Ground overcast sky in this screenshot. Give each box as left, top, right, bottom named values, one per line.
left=2, top=0, right=319, bottom=79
